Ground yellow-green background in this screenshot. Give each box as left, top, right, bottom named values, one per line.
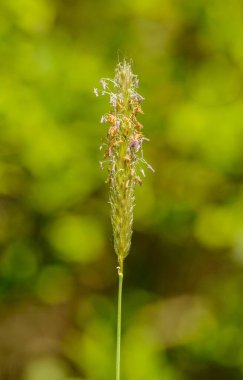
left=0, top=0, right=243, bottom=379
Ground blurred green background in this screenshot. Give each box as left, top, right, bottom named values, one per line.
left=0, top=0, right=243, bottom=379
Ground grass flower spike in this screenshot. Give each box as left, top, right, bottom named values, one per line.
left=96, top=60, right=153, bottom=380
left=97, top=60, right=153, bottom=274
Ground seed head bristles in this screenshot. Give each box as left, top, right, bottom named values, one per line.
left=96, top=60, right=153, bottom=274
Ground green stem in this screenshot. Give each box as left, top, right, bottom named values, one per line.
left=116, top=270, right=123, bottom=380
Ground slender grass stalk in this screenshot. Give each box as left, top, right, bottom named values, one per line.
left=95, top=60, right=153, bottom=380
left=116, top=271, right=123, bottom=380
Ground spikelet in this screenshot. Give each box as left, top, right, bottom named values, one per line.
left=95, top=60, right=154, bottom=274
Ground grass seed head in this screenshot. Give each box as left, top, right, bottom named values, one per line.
left=96, top=60, right=153, bottom=273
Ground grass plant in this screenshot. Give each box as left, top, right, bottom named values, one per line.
left=95, top=60, right=153, bottom=380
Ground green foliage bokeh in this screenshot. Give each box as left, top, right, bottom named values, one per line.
left=0, top=0, right=243, bottom=379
